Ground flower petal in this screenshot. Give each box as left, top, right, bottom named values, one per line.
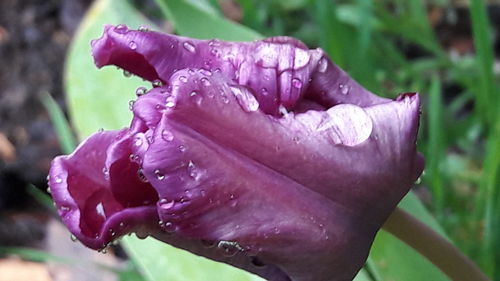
left=163, top=69, right=422, bottom=225
left=92, top=25, right=388, bottom=115
left=49, top=130, right=158, bottom=249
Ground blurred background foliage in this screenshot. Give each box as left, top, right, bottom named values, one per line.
left=0, top=0, right=499, bottom=280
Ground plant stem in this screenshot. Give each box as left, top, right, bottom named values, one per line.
left=382, top=207, right=490, bottom=281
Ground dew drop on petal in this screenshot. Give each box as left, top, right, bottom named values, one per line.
left=154, top=169, right=165, bottom=180
left=339, top=84, right=349, bottom=95
left=128, top=41, right=137, bottom=50
left=292, top=78, right=303, bottom=89
left=137, top=169, right=149, bottom=182
left=217, top=241, right=242, bottom=257
left=182, top=41, right=196, bottom=53
left=135, top=87, right=147, bottom=96
left=178, top=145, right=186, bottom=152
left=163, top=221, right=176, bottom=233
left=138, top=25, right=149, bottom=32
left=55, top=176, right=63, bottom=184
left=179, top=76, right=188, bottom=83
left=70, top=234, right=77, bottom=242
left=200, top=77, right=211, bottom=86
left=128, top=100, right=135, bottom=111
left=152, top=79, right=163, bottom=88
left=318, top=57, right=328, bottom=73
left=161, top=130, right=174, bottom=142
left=114, top=24, right=128, bottom=34
left=102, top=167, right=109, bottom=180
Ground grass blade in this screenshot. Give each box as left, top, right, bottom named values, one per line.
left=40, top=92, right=76, bottom=154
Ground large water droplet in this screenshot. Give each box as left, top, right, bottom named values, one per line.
left=161, top=130, right=174, bottom=142
left=318, top=57, right=328, bottom=73
left=154, top=169, right=165, bottom=180
left=70, top=234, right=77, bottom=242
left=183, top=41, right=196, bottom=53
left=135, top=87, right=147, bottom=96
left=230, top=86, right=259, bottom=112
left=114, top=24, right=128, bottom=34
left=128, top=41, right=137, bottom=50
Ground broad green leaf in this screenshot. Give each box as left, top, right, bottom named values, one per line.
left=153, top=0, right=261, bottom=40
left=66, top=0, right=451, bottom=280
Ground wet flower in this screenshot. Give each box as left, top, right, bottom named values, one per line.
left=49, top=25, right=423, bottom=281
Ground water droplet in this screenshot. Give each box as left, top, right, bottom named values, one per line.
left=183, top=41, right=196, bottom=53
left=119, top=222, right=125, bottom=228
left=97, top=128, right=104, bottom=133
left=179, top=76, right=188, bottom=83
left=415, top=176, right=422, bottom=185
left=200, top=77, right=211, bottom=86
left=70, top=234, right=77, bottom=242
left=114, top=24, right=128, bottom=34
left=260, top=88, right=268, bottom=96
left=55, top=176, right=63, bottom=184
left=208, top=39, right=220, bottom=47
left=102, top=167, right=109, bottom=180
left=154, top=169, right=165, bottom=180
left=339, top=84, right=349, bottom=95
left=134, top=137, right=143, bottom=147
left=100, top=247, right=108, bottom=254
left=128, top=41, right=137, bottom=50
left=163, top=221, right=176, bottom=233
left=190, top=91, right=198, bottom=97
left=230, top=86, right=259, bottom=112
left=138, top=25, right=149, bottom=32
left=217, top=241, right=242, bottom=257
left=178, top=145, right=186, bottom=152
left=165, top=97, right=175, bottom=108
left=95, top=202, right=106, bottom=218
left=159, top=130, right=173, bottom=142
left=318, top=57, right=328, bottom=73
left=128, top=100, right=135, bottom=111
left=137, top=169, right=148, bottom=182
left=152, top=79, right=163, bottom=88
left=159, top=198, right=175, bottom=210
left=135, top=87, right=147, bottom=96
left=109, top=228, right=116, bottom=237
left=278, top=105, right=288, bottom=116
left=292, top=78, right=303, bottom=88
left=46, top=187, right=51, bottom=194
left=123, top=70, right=132, bottom=77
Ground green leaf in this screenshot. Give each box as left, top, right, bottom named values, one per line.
left=153, top=0, right=261, bottom=40
left=65, top=0, right=451, bottom=280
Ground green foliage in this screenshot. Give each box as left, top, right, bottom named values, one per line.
left=59, top=0, right=499, bottom=280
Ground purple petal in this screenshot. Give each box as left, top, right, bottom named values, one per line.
left=49, top=130, right=159, bottom=249
left=92, top=25, right=388, bottom=115
left=163, top=69, right=422, bottom=225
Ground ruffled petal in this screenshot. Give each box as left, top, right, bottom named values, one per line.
left=92, top=25, right=388, bottom=115
left=49, top=130, right=158, bottom=249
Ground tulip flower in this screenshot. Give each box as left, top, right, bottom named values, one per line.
left=49, top=24, right=425, bottom=281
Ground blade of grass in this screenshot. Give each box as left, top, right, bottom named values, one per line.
left=470, top=0, right=497, bottom=126
left=26, top=184, right=55, bottom=211
left=40, top=91, right=76, bottom=154
left=427, top=75, right=445, bottom=214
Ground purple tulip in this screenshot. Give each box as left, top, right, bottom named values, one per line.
left=49, top=24, right=424, bottom=281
